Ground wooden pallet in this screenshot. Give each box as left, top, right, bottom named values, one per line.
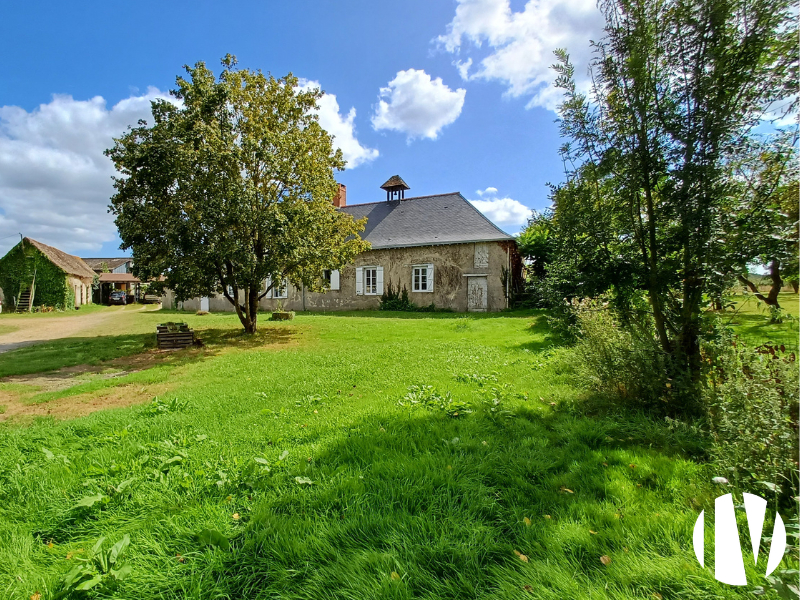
left=156, top=323, right=194, bottom=349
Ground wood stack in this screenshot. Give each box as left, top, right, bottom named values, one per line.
left=156, top=322, right=195, bottom=350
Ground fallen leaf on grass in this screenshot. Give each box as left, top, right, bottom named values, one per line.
left=295, top=476, right=314, bottom=485
left=31, top=593, right=41, bottom=600
left=589, top=530, right=597, bottom=535
left=390, top=571, right=401, bottom=581
left=544, top=515, right=551, bottom=519
left=602, top=462, right=608, bottom=467
left=560, top=486, right=574, bottom=493
left=232, top=513, right=240, bottom=520
left=514, top=550, right=529, bottom=563
left=176, top=553, right=185, bottom=563
left=653, top=594, right=663, bottom=600
left=524, top=585, right=533, bottom=593
left=523, top=517, right=531, bottom=526
left=629, top=464, right=636, bottom=469
left=600, top=555, right=612, bottom=566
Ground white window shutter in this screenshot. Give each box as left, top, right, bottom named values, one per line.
left=265, top=277, right=272, bottom=299
left=376, top=266, right=384, bottom=295
left=427, top=263, right=434, bottom=292
left=331, top=269, right=340, bottom=291
left=355, top=267, right=363, bottom=295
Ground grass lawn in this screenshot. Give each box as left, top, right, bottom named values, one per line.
left=0, top=309, right=793, bottom=599
left=721, top=292, right=799, bottom=351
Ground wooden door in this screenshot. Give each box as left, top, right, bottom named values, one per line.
left=467, top=276, right=488, bottom=312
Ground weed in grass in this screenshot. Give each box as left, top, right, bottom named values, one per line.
left=142, top=397, right=188, bottom=417
left=398, top=384, right=472, bottom=417
left=453, top=371, right=499, bottom=386
left=54, top=534, right=132, bottom=599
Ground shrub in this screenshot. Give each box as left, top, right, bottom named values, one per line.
left=570, top=300, right=670, bottom=410
left=379, top=282, right=416, bottom=311
left=703, top=336, right=799, bottom=503
left=379, top=282, right=444, bottom=312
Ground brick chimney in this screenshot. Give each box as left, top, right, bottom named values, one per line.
left=333, top=183, right=346, bottom=208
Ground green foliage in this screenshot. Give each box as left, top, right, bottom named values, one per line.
left=703, top=336, right=799, bottom=504
left=141, top=396, right=188, bottom=417
left=379, top=282, right=441, bottom=312
left=0, top=241, right=72, bottom=310
left=569, top=300, right=673, bottom=411
left=106, top=55, right=369, bottom=333
left=379, top=282, right=415, bottom=311
left=547, top=0, right=795, bottom=408
left=55, top=535, right=132, bottom=599
left=398, top=384, right=471, bottom=417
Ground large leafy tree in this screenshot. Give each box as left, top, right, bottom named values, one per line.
left=722, top=132, right=799, bottom=307
left=106, top=56, right=368, bottom=332
left=549, top=0, right=796, bottom=410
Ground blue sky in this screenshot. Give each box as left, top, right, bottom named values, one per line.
left=0, top=0, right=605, bottom=258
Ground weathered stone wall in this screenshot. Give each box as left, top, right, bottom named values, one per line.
left=162, top=241, right=515, bottom=313
left=67, top=275, right=92, bottom=307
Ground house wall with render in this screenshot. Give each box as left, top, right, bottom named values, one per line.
left=163, top=240, right=517, bottom=313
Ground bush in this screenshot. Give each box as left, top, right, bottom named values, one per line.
left=379, top=282, right=444, bottom=312
left=703, top=336, right=799, bottom=503
left=570, top=300, right=670, bottom=410
left=379, top=283, right=416, bottom=311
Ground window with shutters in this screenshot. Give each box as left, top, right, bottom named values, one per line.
left=412, top=264, right=433, bottom=292
left=364, top=267, right=378, bottom=295
left=273, top=279, right=288, bottom=299
left=322, top=269, right=340, bottom=291
left=356, top=266, right=381, bottom=295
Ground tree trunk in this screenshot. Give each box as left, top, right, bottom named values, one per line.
left=737, top=261, right=782, bottom=308
left=792, top=280, right=798, bottom=293
left=766, top=259, right=783, bottom=307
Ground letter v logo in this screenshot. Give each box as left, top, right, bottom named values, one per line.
left=693, top=493, right=787, bottom=585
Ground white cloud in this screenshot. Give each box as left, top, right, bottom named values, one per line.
left=302, top=80, right=379, bottom=168
left=469, top=188, right=531, bottom=229
left=0, top=82, right=379, bottom=258
left=437, top=0, right=604, bottom=111
left=0, top=88, right=170, bottom=256
left=371, top=69, right=466, bottom=140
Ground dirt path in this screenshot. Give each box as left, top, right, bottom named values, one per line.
left=0, top=308, right=129, bottom=353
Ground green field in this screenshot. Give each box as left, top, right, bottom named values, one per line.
left=0, top=306, right=795, bottom=599
left=722, top=293, right=799, bottom=351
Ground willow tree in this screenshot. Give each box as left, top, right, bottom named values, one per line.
left=550, top=0, right=796, bottom=411
left=106, top=56, right=368, bottom=332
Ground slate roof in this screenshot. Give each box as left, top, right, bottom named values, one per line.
left=82, top=258, right=132, bottom=271
left=341, top=193, right=514, bottom=250
left=23, top=238, right=96, bottom=279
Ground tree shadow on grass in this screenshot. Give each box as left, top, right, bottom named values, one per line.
left=0, top=326, right=298, bottom=380
left=515, top=314, right=567, bottom=354
left=181, top=407, right=716, bottom=600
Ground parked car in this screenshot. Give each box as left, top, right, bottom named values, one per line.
left=108, top=290, right=127, bottom=305
left=142, top=293, right=162, bottom=304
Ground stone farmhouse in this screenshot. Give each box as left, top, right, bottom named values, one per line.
left=169, top=177, right=522, bottom=313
